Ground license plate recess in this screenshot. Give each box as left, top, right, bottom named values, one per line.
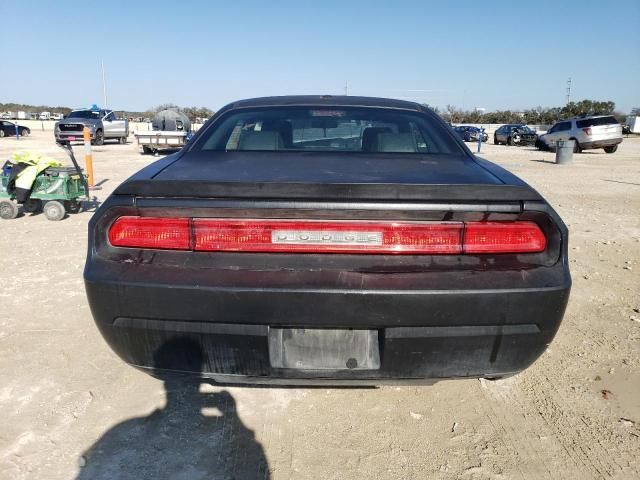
left=269, top=328, right=380, bottom=370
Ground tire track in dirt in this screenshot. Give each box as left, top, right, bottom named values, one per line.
left=477, top=378, right=553, bottom=480
left=482, top=366, right=640, bottom=479
left=480, top=376, right=590, bottom=478
left=520, top=368, right=638, bottom=477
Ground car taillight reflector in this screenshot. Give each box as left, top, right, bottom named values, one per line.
left=108, top=216, right=191, bottom=250
left=107, top=218, right=547, bottom=254
left=193, top=220, right=463, bottom=254
left=582, top=127, right=592, bottom=135
left=463, top=221, right=546, bottom=253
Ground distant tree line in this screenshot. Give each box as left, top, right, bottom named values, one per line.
left=434, top=99, right=623, bottom=125
left=0, top=102, right=216, bottom=123
left=3, top=99, right=625, bottom=125
left=0, top=102, right=72, bottom=115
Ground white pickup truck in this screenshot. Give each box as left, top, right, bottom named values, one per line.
left=55, top=107, right=129, bottom=146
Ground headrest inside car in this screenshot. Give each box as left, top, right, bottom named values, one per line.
left=238, top=131, right=284, bottom=151
left=361, top=127, right=392, bottom=152
left=377, top=133, right=417, bottom=153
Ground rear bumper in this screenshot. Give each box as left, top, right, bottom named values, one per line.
left=467, top=135, right=488, bottom=142
left=56, top=132, right=93, bottom=141
left=85, top=264, right=570, bottom=384
left=517, top=135, right=537, bottom=145
left=580, top=138, right=622, bottom=149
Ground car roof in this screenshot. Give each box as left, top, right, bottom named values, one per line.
left=566, top=114, right=614, bottom=120
left=222, top=95, right=425, bottom=112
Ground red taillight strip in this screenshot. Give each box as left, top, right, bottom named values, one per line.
left=108, top=217, right=191, bottom=250
left=193, top=219, right=463, bottom=254
left=107, top=218, right=546, bottom=254
left=463, top=221, right=546, bottom=253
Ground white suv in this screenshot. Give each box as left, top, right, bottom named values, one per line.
left=537, top=115, right=622, bottom=153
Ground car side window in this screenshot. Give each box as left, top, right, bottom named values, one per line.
left=557, top=122, right=571, bottom=132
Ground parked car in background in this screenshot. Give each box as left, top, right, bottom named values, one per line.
left=55, top=106, right=129, bottom=145
left=494, top=125, right=538, bottom=146
left=0, top=120, right=30, bottom=137
left=85, top=95, right=570, bottom=385
left=39, top=111, right=51, bottom=120
left=453, top=126, right=488, bottom=142
left=536, top=115, right=623, bottom=153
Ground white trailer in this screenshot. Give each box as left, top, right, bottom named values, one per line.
left=134, top=130, right=188, bottom=155
left=626, top=115, right=640, bottom=134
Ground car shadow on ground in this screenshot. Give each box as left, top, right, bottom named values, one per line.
left=15, top=198, right=101, bottom=219
left=530, top=159, right=557, bottom=164
left=142, top=148, right=182, bottom=157
left=76, top=338, right=270, bottom=480
left=80, top=197, right=102, bottom=213
left=602, top=179, right=640, bottom=186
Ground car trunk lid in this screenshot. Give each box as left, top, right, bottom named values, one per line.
left=115, top=151, right=542, bottom=202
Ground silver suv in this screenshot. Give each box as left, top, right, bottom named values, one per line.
left=55, top=108, right=129, bottom=146
left=537, top=115, right=622, bottom=153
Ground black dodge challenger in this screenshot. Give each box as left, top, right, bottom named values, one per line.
left=85, top=96, right=571, bottom=385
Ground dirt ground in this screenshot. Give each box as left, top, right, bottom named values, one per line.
left=0, top=131, right=638, bottom=480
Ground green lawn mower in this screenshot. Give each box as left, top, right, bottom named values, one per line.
left=0, top=146, right=89, bottom=221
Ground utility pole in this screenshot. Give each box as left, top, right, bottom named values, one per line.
left=344, top=80, right=348, bottom=96
left=566, top=77, right=572, bottom=105
left=102, top=60, right=108, bottom=108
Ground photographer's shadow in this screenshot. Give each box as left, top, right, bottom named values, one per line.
left=77, top=337, right=270, bottom=480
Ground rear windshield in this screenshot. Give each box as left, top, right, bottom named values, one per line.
left=576, top=116, right=618, bottom=128
left=196, top=107, right=462, bottom=154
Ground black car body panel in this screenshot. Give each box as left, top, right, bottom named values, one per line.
left=453, top=126, right=488, bottom=143
left=0, top=121, right=30, bottom=137
left=85, top=96, right=570, bottom=385
left=494, top=124, right=537, bottom=146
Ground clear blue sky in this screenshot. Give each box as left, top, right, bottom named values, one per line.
left=1, top=0, right=638, bottom=113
